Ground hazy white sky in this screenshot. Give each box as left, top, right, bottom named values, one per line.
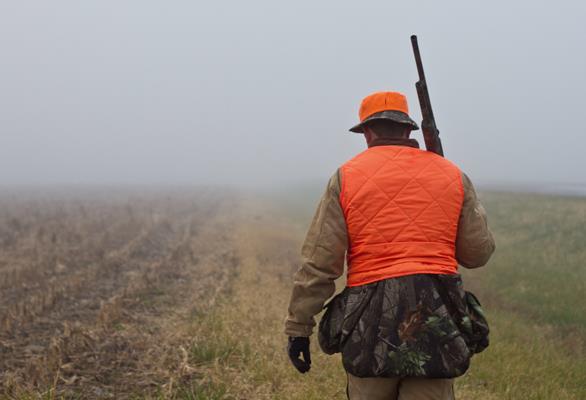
left=0, top=1, right=584, bottom=187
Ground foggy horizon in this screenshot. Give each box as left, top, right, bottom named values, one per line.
left=1, top=1, right=585, bottom=188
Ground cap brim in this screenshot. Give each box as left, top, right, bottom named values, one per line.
left=349, top=110, right=419, bottom=133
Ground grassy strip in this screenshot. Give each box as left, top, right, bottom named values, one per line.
left=478, top=192, right=586, bottom=329
left=458, top=308, right=586, bottom=399
left=178, top=213, right=347, bottom=399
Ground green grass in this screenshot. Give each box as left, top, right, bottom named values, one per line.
left=453, top=192, right=586, bottom=399
left=458, top=308, right=586, bottom=399
left=466, top=192, right=586, bottom=329
left=188, top=302, right=254, bottom=367
left=176, top=382, right=229, bottom=400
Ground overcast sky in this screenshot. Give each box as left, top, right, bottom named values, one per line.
left=0, top=1, right=584, bottom=187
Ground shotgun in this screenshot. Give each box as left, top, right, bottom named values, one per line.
left=411, top=35, right=444, bottom=157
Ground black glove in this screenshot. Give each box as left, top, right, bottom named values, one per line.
left=287, top=336, right=311, bottom=373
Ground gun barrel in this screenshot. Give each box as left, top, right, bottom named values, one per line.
left=410, top=34, right=444, bottom=157
left=410, top=35, right=426, bottom=81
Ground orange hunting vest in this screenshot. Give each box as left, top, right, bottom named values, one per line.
left=340, top=145, right=464, bottom=287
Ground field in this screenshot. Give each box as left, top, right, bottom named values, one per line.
left=0, top=187, right=584, bottom=399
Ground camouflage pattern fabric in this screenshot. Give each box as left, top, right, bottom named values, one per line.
left=318, top=274, right=489, bottom=379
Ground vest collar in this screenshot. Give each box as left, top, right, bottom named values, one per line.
left=368, top=138, right=420, bottom=149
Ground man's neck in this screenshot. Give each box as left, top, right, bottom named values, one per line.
left=367, top=137, right=420, bottom=149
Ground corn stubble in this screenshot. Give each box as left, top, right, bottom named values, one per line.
left=0, top=188, right=240, bottom=399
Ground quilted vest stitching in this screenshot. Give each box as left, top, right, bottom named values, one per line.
left=340, top=146, right=464, bottom=287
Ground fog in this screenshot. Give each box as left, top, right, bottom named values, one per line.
left=1, top=1, right=584, bottom=189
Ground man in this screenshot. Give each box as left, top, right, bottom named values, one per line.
left=284, top=91, right=495, bottom=399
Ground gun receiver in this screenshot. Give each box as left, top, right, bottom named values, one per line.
left=410, top=35, right=444, bottom=157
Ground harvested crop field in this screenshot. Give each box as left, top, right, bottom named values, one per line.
left=0, top=188, right=240, bottom=398
left=1, top=187, right=585, bottom=399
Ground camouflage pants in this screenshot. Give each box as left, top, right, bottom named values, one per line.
left=347, top=373, right=455, bottom=400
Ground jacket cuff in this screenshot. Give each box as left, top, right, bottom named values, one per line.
left=284, top=320, right=313, bottom=337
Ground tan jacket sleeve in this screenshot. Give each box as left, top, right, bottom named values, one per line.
left=284, top=170, right=348, bottom=337
left=456, top=173, right=496, bottom=268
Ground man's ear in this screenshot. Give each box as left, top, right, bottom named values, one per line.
left=363, top=126, right=374, bottom=146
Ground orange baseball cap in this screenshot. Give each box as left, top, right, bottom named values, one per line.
left=349, top=91, right=419, bottom=133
